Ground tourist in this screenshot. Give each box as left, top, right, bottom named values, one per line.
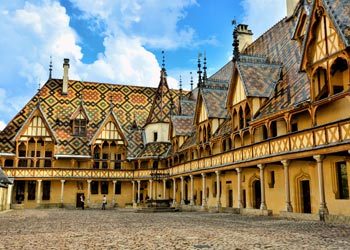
left=102, top=195, right=107, bottom=210
left=80, top=195, right=84, bottom=210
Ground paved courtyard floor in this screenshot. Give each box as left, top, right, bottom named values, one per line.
left=1, top=209, right=350, bottom=249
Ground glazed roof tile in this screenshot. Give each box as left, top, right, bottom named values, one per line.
left=137, top=142, right=171, bottom=159
left=171, top=116, right=194, bottom=136
left=179, top=131, right=198, bottom=151
left=180, top=99, right=196, bottom=116
left=201, top=88, right=229, bottom=119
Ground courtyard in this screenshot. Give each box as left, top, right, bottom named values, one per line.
left=1, top=209, right=350, bottom=249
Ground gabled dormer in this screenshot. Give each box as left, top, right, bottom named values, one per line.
left=70, top=102, right=90, bottom=137
left=292, top=4, right=309, bottom=47
left=300, top=0, right=349, bottom=102
left=227, top=56, right=282, bottom=131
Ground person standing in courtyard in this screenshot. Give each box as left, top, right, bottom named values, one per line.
left=80, top=195, right=85, bottom=210
left=102, top=195, right=107, bottom=210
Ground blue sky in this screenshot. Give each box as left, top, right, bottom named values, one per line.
left=0, top=0, right=286, bottom=130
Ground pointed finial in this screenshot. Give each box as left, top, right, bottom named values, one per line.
left=162, top=50, right=165, bottom=70
left=37, top=83, right=41, bottom=106
left=190, top=72, right=193, bottom=91
left=203, top=52, right=207, bottom=85
left=197, top=53, right=203, bottom=88
left=49, top=56, right=52, bottom=80
left=179, top=75, right=183, bottom=99
left=232, top=19, right=240, bottom=62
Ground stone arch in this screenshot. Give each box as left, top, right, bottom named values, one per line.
left=294, top=170, right=312, bottom=213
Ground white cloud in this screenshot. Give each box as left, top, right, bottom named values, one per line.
left=0, top=121, right=6, bottom=131
left=241, top=0, right=286, bottom=39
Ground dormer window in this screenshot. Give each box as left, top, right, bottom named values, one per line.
left=154, top=132, right=158, bottom=142
left=73, top=118, right=86, bottom=136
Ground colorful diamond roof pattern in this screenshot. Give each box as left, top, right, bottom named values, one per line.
left=137, top=142, right=171, bottom=158
left=171, top=116, right=194, bottom=136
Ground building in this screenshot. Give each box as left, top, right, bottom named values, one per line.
left=1, top=0, right=350, bottom=221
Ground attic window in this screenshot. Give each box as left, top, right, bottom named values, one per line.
left=73, top=119, right=86, bottom=136
left=154, top=132, right=158, bottom=142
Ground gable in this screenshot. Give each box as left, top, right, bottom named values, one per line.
left=232, top=75, right=246, bottom=106
left=198, top=97, right=208, bottom=123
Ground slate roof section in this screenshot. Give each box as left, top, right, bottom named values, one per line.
left=244, top=17, right=310, bottom=119
left=212, top=119, right=232, bottom=139
left=0, top=79, right=181, bottom=157
left=209, top=61, right=234, bottom=83
left=0, top=167, right=11, bottom=187
left=136, top=142, right=171, bottom=159
left=201, top=88, right=229, bottom=119
left=180, top=99, right=196, bottom=116
left=237, top=60, right=282, bottom=98
left=171, top=116, right=194, bottom=136
left=180, top=131, right=198, bottom=151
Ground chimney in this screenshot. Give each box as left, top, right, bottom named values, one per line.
left=237, top=24, right=253, bottom=52
left=62, top=58, right=69, bottom=95
left=286, top=0, right=299, bottom=17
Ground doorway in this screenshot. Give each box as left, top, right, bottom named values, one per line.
left=253, top=180, right=261, bottom=209
left=228, top=189, right=233, bottom=207
left=76, top=193, right=84, bottom=208
left=301, top=180, right=311, bottom=213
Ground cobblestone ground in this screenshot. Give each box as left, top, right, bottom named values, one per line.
left=1, top=209, right=350, bottom=250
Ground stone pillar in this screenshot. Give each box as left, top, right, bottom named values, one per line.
left=163, top=179, right=166, bottom=199
left=313, top=155, right=328, bottom=215
left=172, top=178, right=177, bottom=206
left=282, top=160, right=293, bottom=212
left=215, top=171, right=221, bottom=209
left=201, top=173, right=207, bottom=208
left=132, top=181, right=136, bottom=205
left=112, top=180, right=117, bottom=207
left=236, top=168, right=243, bottom=209
left=60, top=180, right=65, bottom=204
left=87, top=180, right=92, bottom=207
left=149, top=180, right=153, bottom=200
left=180, top=176, right=185, bottom=205
left=258, top=164, right=267, bottom=210
left=137, top=180, right=141, bottom=204
left=6, top=184, right=13, bottom=210
left=189, top=175, right=194, bottom=206
left=36, top=180, right=42, bottom=207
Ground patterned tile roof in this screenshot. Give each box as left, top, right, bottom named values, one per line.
left=0, top=167, right=11, bottom=187
left=146, top=70, right=176, bottom=124
left=237, top=59, right=282, bottom=98
left=180, top=99, right=196, bottom=116
left=179, top=131, right=198, bottom=151
left=136, top=142, right=171, bottom=159
left=171, top=116, right=194, bottom=136
left=209, top=61, right=234, bottom=83
left=0, top=79, right=181, bottom=157
left=212, top=118, right=232, bottom=139
left=244, top=17, right=310, bottom=119
left=201, top=88, right=229, bottom=119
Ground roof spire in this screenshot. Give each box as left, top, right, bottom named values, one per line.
left=162, top=50, right=166, bottom=71
left=190, top=72, right=193, bottom=91
left=232, top=19, right=240, bottom=62
left=49, top=56, right=52, bottom=80
left=37, top=83, right=41, bottom=107
left=197, top=53, right=203, bottom=88
left=203, top=53, right=207, bottom=86
left=179, top=75, right=183, bottom=99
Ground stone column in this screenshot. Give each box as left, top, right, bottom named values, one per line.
left=215, top=171, right=221, bottom=209
left=163, top=179, right=166, bottom=199
left=258, top=164, right=267, bottom=210
left=180, top=176, right=185, bottom=205
left=36, top=179, right=42, bottom=207
left=313, top=155, right=329, bottom=215
left=189, top=175, right=194, bottom=205
left=137, top=180, right=141, bottom=204
left=282, top=160, right=293, bottom=212
left=112, top=180, right=117, bottom=207
left=201, top=173, right=207, bottom=208
left=6, top=183, right=13, bottom=210
left=60, top=180, right=65, bottom=204
left=87, top=180, right=92, bottom=207
left=132, top=181, right=135, bottom=205
left=149, top=180, right=153, bottom=200
left=172, top=178, right=177, bottom=206
left=236, top=168, right=243, bottom=209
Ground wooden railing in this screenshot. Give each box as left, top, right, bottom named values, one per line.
left=4, top=119, right=350, bottom=179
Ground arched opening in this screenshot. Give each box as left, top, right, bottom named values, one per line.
left=242, top=131, right=251, bottom=146
left=239, top=107, right=244, bottom=130
left=253, top=125, right=268, bottom=143
left=207, top=124, right=211, bottom=141
left=330, top=57, right=349, bottom=94
left=233, top=134, right=242, bottom=148
left=232, top=109, right=238, bottom=131
left=253, top=180, right=261, bottom=209
left=245, top=104, right=251, bottom=127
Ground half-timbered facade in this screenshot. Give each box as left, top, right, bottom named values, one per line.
left=1, top=0, right=350, bottom=221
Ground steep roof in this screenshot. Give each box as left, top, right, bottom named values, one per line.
left=171, top=116, right=194, bottom=136
left=146, top=69, right=176, bottom=124
left=136, top=142, right=171, bottom=159
left=201, top=88, right=229, bottom=119
left=0, top=79, right=181, bottom=157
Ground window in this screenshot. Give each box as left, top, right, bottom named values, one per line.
left=42, top=181, right=51, bottom=200
left=102, top=153, right=108, bottom=169
left=115, top=182, right=121, bottom=194
left=18, top=150, right=27, bottom=167
left=27, top=181, right=36, bottom=200
left=153, top=132, right=158, bottom=142
left=44, top=151, right=52, bottom=168
left=153, top=161, right=158, bottom=169
left=101, top=181, right=109, bottom=194
left=270, top=121, right=277, bottom=137
left=268, top=171, right=275, bottom=188
left=5, top=159, right=14, bottom=167
left=291, top=123, right=298, bottom=132
left=73, top=119, right=87, bottom=136
left=91, top=181, right=99, bottom=194
left=336, top=162, right=349, bottom=199
left=313, top=67, right=328, bottom=101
